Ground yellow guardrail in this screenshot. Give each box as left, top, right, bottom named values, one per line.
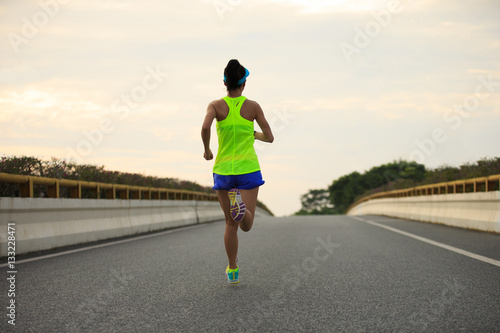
left=0, top=172, right=218, bottom=201
left=347, top=174, right=500, bottom=214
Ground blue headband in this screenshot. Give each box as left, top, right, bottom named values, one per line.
left=224, top=68, right=250, bottom=85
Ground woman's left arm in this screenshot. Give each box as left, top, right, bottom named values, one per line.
left=254, top=102, right=274, bottom=143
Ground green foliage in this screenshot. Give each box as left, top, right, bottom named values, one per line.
left=0, top=155, right=214, bottom=197
left=295, top=189, right=336, bottom=215
left=0, top=156, right=43, bottom=176
left=358, top=157, right=500, bottom=202
left=326, top=160, right=425, bottom=214
left=295, top=157, right=500, bottom=216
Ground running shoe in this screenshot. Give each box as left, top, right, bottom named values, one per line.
left=229, top=188, right=246, bottom=222
left=226, top=265, right=239, bottom=284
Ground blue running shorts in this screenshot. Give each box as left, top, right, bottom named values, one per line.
left=212, top=171, right=265, bottom=191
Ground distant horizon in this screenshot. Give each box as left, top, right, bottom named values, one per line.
left=2, top=153, right=499, bottom=217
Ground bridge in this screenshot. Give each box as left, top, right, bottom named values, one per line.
left=1, top=174, right=499, bottom=332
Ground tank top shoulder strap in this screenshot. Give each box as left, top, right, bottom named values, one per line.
left=222, top=96, right=247, bottom=118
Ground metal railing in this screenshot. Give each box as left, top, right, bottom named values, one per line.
left=0, top=173, right=218, bottom=201
left=347, top=174, right=500, bottom=213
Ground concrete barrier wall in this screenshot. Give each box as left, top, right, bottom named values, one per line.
left=0, top=198, right=271, bottom=256
left=347, top=191, right=500, bottom=233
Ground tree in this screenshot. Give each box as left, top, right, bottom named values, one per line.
left=327, top=160, right=426, bottom=214
left=295, top=189, right=336, bottom=215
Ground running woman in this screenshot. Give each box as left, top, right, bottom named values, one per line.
left=201, top=59, right=274, bottom=284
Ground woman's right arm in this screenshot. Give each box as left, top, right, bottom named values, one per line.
left=201, top=102, right=216, bottom=160
left=254, top=102, right=274, bottom=143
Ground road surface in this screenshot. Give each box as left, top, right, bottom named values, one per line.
left=1, top=215, right=499, bottom=332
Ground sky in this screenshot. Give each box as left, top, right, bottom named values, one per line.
left=1, top=0, right=499, bottom=216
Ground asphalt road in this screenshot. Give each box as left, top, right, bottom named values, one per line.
left=1, top=215, right=500, bottom=332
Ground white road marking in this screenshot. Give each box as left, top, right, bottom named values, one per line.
left=350, top=216, right=500, bottom=268
left=0, top=224, right=206, bottom=267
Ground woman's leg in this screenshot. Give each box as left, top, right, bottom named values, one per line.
left=239, top=187, right=259, bottom=232
left=217, top=187, right=260, bottom=269
left=217, top=190, right=239, bottom=269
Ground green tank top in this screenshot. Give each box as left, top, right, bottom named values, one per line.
left=213, top=96, right=261, bottom=175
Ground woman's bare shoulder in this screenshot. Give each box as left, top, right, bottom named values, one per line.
left=209, top=98, right=229, bottom=120
left=243, top=99, right=263, bottom=113
left=208, top=99, right=228, bottom=112
left=209, top=99, right=226, bottom=107
left=243, top=98, right=261, bottom=108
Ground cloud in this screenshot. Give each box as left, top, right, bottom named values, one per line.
left=264, top=0, right=389, bottom=13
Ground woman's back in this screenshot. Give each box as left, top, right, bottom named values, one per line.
left=212, top=97, right=258, bottom=123
left=213, top=96, right=260, bottom=176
